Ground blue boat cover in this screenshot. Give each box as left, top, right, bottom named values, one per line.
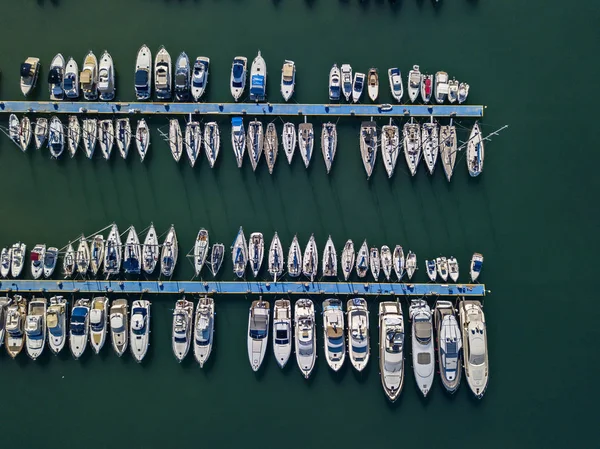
left=72, top=307, right=87, bottom=318
left=135, top=70, right=148, bottom=87
left=250, top=75, right=265, bottom=95
left=232, top=117, right=243, bottom=126
left=232, top=63, right=244, bottom=79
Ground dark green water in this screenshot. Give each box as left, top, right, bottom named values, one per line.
left=1, top=0, right=598, bottom=448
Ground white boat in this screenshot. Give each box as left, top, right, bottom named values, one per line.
left=298, top=122, right=314, bottom=168
left=30, top=244, right=46, bottom=280
left=25, top=297, right=47, bottom=360
left=134, top=45, right=152, bottom=100
left=268, top=232, right=284, bottom=283
left=273, top=299, right=292, bottom=368
left=193, top=228, right=210, bottom=277
left=231, top=117, right=246, bottom=168
left=280, top=60, right=295, bottom=101
left=174, top=52, right=191, bottom=101
left=0, top=248, right=11, bottom=278
left=98, top=119, right=114, bottom=160
left=47, top=296, right=67, bottom=354
left=230, top=56, right=248, bottom=101
left=5, top=296, right=27, bottom=358
left=352, top=72, right=365, bottom=103
left=109, top=299, right=128, bottom=356
left=436, top=256, right=449, bottom=282
left=406, top=251, right=417, bottom=280
left=248, top=232, right=264, bottom=278
left=154, top=46, right=172, bottom=100
left=0, top=297, right=11, bottom=345
left=193, top=296, right=214, bottom=367
left=422, top=118, right=439, bottom=175
left=123, top=227, right=141, bottom=274
left=388, top=67, right=403, bottom=102
left=248, top=120, right=263, bottom=171
left=204, top=121, right=220, bottom=168
left=459, top=299, right=489, bottom=398
left=64, top=57, right=79, bottom=99
left=470, top=253, right=484, bottom=282
left=104, top=224, right=122, bottom=278
left=98, top=51, right=115, bottom=101
left=76, top=236, right=90, bottom=275
left=360, top=121, right=377, bottom=179
left=249, top=51, right=267, bottom=102
left=43, top=246, right=58, bottom=278
left=380, top=245, right=392, bottom=281
left=370, top=247, right=380, bottom=280
left=136, top=119, right=150, bottom=162
left=90, top=234, right=105, bottom=276
left=341, top=64, right=352, bottom=101
left=34, top=117, right=48, bottom=149
left=287, top=235, right=302, bottom=278
left=448, top=256, right=459, bottom=282
left=435, top=301, right=462, bottom=393
left=82, top=119, right=97, bottom=159
left=210, top=243, right=225, bottom=277
left=8, top=114, right=20, bottom=147
left=347, top=298, right=369, bottom=371
left=67, top=116, right=80, bottom=157
left=322, top=298, right=345, bottom=371
left=421, top=73, right=433, bottom=103
left=367, top=68, right=379, bottom=102
left=185, top=121, right=201, bottom=167
left=392, top=245, right=405, bottom=281
left=80, top=51, right=98, bottom=101
left=440, top=122, right=457, bottom=182
left=282, top=123, right=296, bottom=164
left=294, top=298, right=316, bottom=378
left=458, top=82, right=470, bottom=104
left=90, top=296, right=109, bottom=354
left=329, top=64, right=341, bottom=101
left=115, top=118, right=131, bottom=159
left=130, top=299, right=150, bottom=362
left=409, top=299, right=435, bottom=397
left=381, top=122, right=399, bottom=178
left=379, top=301, right=405, bottom=401
left=434, top=71, right=449, bottom=104
left=69, top=298, right=90, bottom=359
left=248, top=299, right=270, bottom=371
left=264, top=123, right=278, bottom=174
left=142, top=225, right=159, bottom=275
left=165, top=118, right=182, bottom=163
left=48, top=116, right=64, bottom=158
left=321, top=122, right=337, bottom=174
left=19, top=116, right=32, bottom=152
left=467, top=122, right=484, bottom=177
left=172, top=298, right=193, bottom=362
left=403, top=119, right=421, bottom=176
left=302, top=234, right=318, bottom=282
left=63, top=243, right=75, bottom=278
left=48, top=53, right=65, bottom=100
left=232, top=227, right=248, bottom=278
left=161, top=226, right=178, bottom=277
left=191, top=57, right=210, bottom=101
left=322, top=236, right=337, bottom=277
left=20, top=57, right=40, bottom=96
left=426, top=259, right=437, bottom=282
left=341, top=240, right=355, bottom=281
left=10, top=242, right=26, bottom=278
left=356, top=240, right=369, bottom=278
left=407, top=65, right=421, bottom=103
left=448, top=78, right=459, bottom=103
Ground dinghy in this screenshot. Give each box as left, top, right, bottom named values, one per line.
left=232, top=227, right=248, bottom=278
left=458, top=82, right=470, bottom=104
left=34, top=117, right=48, bottom=149
left=31, top=244, right=46, bottom=280
left=249, top=51, right=267, bottom=102
left=248, top=232, right=264, bottom=277
left=98, top=119, right=114, bottom=160
left=48, top=116, right=64, bottom=158
left=185, top=121, right=201, bottom=167
left=355, top=240, right=369, bottom=278
left=434, top=71, right=449, bottom=104
left=193, top=296, right=214, bottom=367
left=459, top=300, right=489, bottom=398
left=43, top=247, right=58, bottom=279
left=467, top=122, right=484, bottom=177
left=381, top=122, right=399, bottom=178
left=230, top=56, right=248, bottom=101
left=115, top=118, right=131, bottom=159
left=273, top=299, right=292, bottom=368
left=407, top=65, right=421, bottom=103
left=9, top=114, right=21, bottom=147
left=90, top=235, right=105, bottom=276
left=248, top=120, right=263, bottom=171
left=352, top=72, right=365, bottom=103
left=210, top=243, right=225, bottom=277
left=193, top=229, right=209, bottom=277
left=282, top=122, right=296, bottom=164
left=370, top=247, right=380, bottom=280
left=67, top=116, right=80, bottom=157
left=268, top=232, right=284, bottom=282
left=341, top=240, right=355, bottom=281
left=280, top=60, right=296, bottom=101
left=380, top=246, right=392, bottom=281
left=367, top=68, right=379, bottom=102
left=287, top=235, right=302, bottom=278
left=470, top=253, right=484, bottom=282
left=322, top=298, right=346, bottom=371
left=422, top=118, right=439, bottom=175
left=410, top=299, right=435, bottom=397
left=76, top=236, right=90, bottom=275
left=142, top=224, right=159, bottom=275
left=392, top=245, right=405, bottom=281
left=154, top=46, right=172, bottom=100
left=123, top=227, right=141, bottom=274
left=48, top=53, right=65, bottom=100
left=426, top=259, right=437, bottom=282
left=174, top=52, right=191, bottom=102
left=134, top=45, right=152, bottom=100
left=80, top=51, right=98, bottom=100
left=322, top=236, right=337, bottom=278
left=64, top=58, right=79, bottom=99
left=20, top=57, right=40, bottom=97
left=440, top=122, right=457, bottom=182
left=329, top=64, right=341, bottom=101
left=403, top=119, right=421, bottom=176
left=406, top=251, right=417, bottom=280
left=298, top=122, right=314, bottom=168
left=63, top=243, right=75, bottom=278
left=231, top=117, right=246, bottom=168
left=448, top=78, right=459, bottom=103
left=247, top=299, right=270, bottom=371
left=82, top=119, right=97, bottom=159
left=191, top=57, right=210, bottom=101
left=421, top=73, right=433, bottom=103
left=347, top=298, right=370, bottom=371
left=19, top=117, right=32, bottom=152
left=104, top=224, right=122, bottom=278
left=388, top=67, right=403, bottom=102
left=448, top=256, right=459, bottom=282
left=378, top=301, right=405, bottom=401
left=341, top=64, right=352, bottom=101
left=360, top=121, right=378, bottom=179
left=264, top=122, right=278, bottom=174
left=136, top=119, right=150, bottom=162
left=161, top=226, right=178, bottom=277
left=204, top=122, right=220, bottom=168
left=302, top=234, right=318, bottom=282
left=294, top=298, right=316, bottom=378
left=436, top=256, right=449, bottom=282
left=321, top=122, right=337, bottom=174
left=98, top=51, right=115, bottom=101
left=167, top=119, right=182, bottom=162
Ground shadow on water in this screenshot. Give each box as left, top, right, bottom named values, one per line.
left=388, top=0, right=404, bottom=14
left=37, top=0, right=60, bottom=6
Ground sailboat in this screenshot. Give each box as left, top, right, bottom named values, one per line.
left=67, top=116, right=80, bottom=157
left=123, top=227, right=141, bottom=274
left=287, top=236, right=302, bottom=278
left=19, top=117, right=32, bottom=152
left=380, top=246, right=392, bottom=281
left=160, top=226, right=178, bottom=277
left=136, top=119, right=150, bottom=162
left=282, top=123, right=296, bottom=164
left=322, top=236, right=337, bottom=277
left=142, top=224, right=159, bottom=275
left=210, top=244, right=225, bottom=277
left=406, top=251, right=417, bottom=280
left=232, top=227, right=248, bottom=278
left=360, top=121, right=378, bottom=179
left=90, top=234, right=105, bottom=276
left=264, top=123, right=278, bottom=174
left=82, top=119, right=97, bottom=159
left=321, top=122, right=337, bottom=174
left=422, top=117, right=439, bottom=175
left=370, top=247, right=380, bottom=280
left=103, top=224, right=122, bottom=278
left=248, top=120, right=263, bottom=171
left=355, top=240, right=369, bottom=278
left=302, top=235, right=318, bottom=282
left=185, top=121, right=201, bottom=167
left=341, top=240, right=355, bottom=281
left=34, top=117, right=48, bottom=149
left=76, top=235, right=90, bottom=275
left=467, top=122, right=484, bottom=177
left=48, top=116, right=64, bottom=158
left=193, top=229, right=209, bottom=277
left=63, top=243, right=75, bottom=278
left=202, top=122, right=220, bottom=168
left=231, top=117, right=246, bottom=168
left=381, top=121, right=399, bottom=178
left=98, top=119, right=114, bottom=160
left=116, top=118, right=131, bottom=159
left=403, top=119, right=421, bottom=176
left=393, top=245, right=405, bottom=281
left=248, top=232, right=265, bottom=278
left=268, top=232, right=284, bottom=283
left=298, top=122, right=314, bottom=168
left=440, top=121, right=457, bottom=182
left=9, top=114, right=20, bottom=147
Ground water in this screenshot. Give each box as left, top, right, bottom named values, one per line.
left=0, top=0, right=598, bottom=448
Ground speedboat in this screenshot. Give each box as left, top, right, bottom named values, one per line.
left=130, top=299, right=150, bottom=362
left=409, top=299, right=435, bottom=397
left=82, top=118, right=97, bottom=159
left=80, top=51, right=98, bottom=100
left=470, top=253, right=484, bottom=282
left=123, top=226, right=141, bottom=274
left=448, top=78, right=459, bottom=103
left=161, top=225, right=178, bottom=277
left=298, top=122, right=314, bottom=168
left=370, top=247, right=380, bottom=280
left=67, top=116, right=81, bottom=157
left=116, top=118, right=131, bottom=159
left=340, top=64, right=352, bottom=101
left=347, top=298, right=370, bottom=371
left=43, top=246, right=58, bottom=278
left=467, top=122, right=484, bottom=177
left=63, top=243, right=75, bottom=278
left=193, top=296, right=214, bottom=367
left=17, top=117, right=29, bottom=151
left=191, top=57, right=210, bottom=101
left=231, top=117, right=246, bottom=168
left=392, top=245, right=405, bottom=281
left=48, top=116, right=64, bottom=158
left=98, top=51, right=115, bottom=101
left=448, top=257, right=459, bottom=282
left=210, top=243, right=225, bottom=277
left=134, top=45, right=152, bottom=100
left=435, top=301, right=463, bottom=393
left=69, top=298, right=90, bottom=359
left=280, top=60, right=296, bottom=101
left=9, top=114, right=20, bottom=147
left=172, top=298, right=193, bottom=362
left=248, top=299, right=270, bottom=371
left=341, top=240, right=355, bottom=281
left=248, top=120, right=263, bottom=171
left=421, top=73, right=433, bottom=103
left=204, top=121, right=220, bottom=168
left=64, top=57, right=79, bottom=99
left=282, top=122, right=296, bottom=164
left=379, top=301, right=405, bottom=401
left=185, top=121, right=201, bottom=167
left=458, top=82, right=470, bottom=104
left=174, top=52, right=190, bottom=101
left=268, top=232, right=284, bottom=283
left=381, top=122, right=399, bottom=178
left=403, top=118, right=421, bottom=176
left=90, top=296, right=109, bottom=353
left=5, top=296, right=27, bottom=358
left=76, top=235, right=90, bottom=275
left=287, top=235, right=302, bottom=278
left=367, top=68, right=379, bottom=102
left=294, top=298, right=316, bottom=378
left=406, top=251, right=417, bottom=280
left=436, top=256, right=449, bottom=282
left=273, top=299, right=292, bottom=368
left=352, top=72, right=365, bottom=103
left=136, top=119, right=150, bottom=162
left=322, top=236, right=337, bottom=277
left=264, top=123, right=278, bottom=174
left=98, top=119, right=114, bottom=160
left=109, top=299, right=128, bottom=356
left=154, top=46, right=172, bottom=100
left=10, top=242, right=26, bottom=278
left=434, top=71, right=449, bottom=104
left=440, top=122, right=457, bottom=182
left=356, top=240, right=369, bottom=278
left=302, top=234, right=318, bottom=282
left=388, top=68, right=403, bottom=102
left=459, top=299, right=489, bottom=398
left=90, top=234, right=105, bottom=276
left=230, top=56, right=248, bottom=101
left=322, top=298, right=345, bottom=371
left=34, top=117, right=48, bottom=149
left=194, top=228, right=210, bottom=277
left=0, top=248, right=11, bottom=278
left=0, top=297, right=12, bottom=345
left=25, top=297, right=47, bottom=360
left=248, top=232, right=264, bottom=277
left=380, top=245, right=392, bottom=281
left=407, top=65, right=421, bottom=103
left=232, top=227, right=248, bottom=278
left=249, top=51, right=267, bottom=102
left=142, top=225, right=159, bottom=274
left=426, top=259, right=437, bottom=281
left=20, top=57, right=40, bottom=96
left=104, top=224, right=122, bottom=278
left=47, top=296, right=67, bottom=354
left=422, top=117, right=439, bottom=174
left=329, top=64, right=341, bottom=101
left=31, top=244, right=46, bottom=280
left=321, top=122, right=337, bottom=174
left=360, top=121, right=377, bottom=179
left=48, top=53, right=65, bottom=100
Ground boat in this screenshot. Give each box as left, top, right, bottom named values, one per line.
left=48, top=116, right=64, bottom=158
left=298, top=122, right=314, bottom=168
left=80, top=51, right=98, bottom=101
left=64, top=57, right=80, bottom=99
left=43, top=246, right=58, bottom=278
left=388, top=67, right=403, bottom=102
left=10, top=242, right=26, bottom=278
left=410, top=299, right=435, bottom=397
left=48, top=53, right=65, bottom=100
left=280, top=60, right=296, bottom=101
left=90, top=297, right=109, bottom=353
left=82, top=118, right=97, bottom=159
left=421, top=73, right=433, bottom=103
left=273, top=299, right=292, bottom=368
left=185, top=121, right=201, bottom=167
left=248, top=232, right=264, bottom=277
left=67, top=116, right=80, bottom=157
left=230, top=56, right=248, bottom=101
left=0, top=297, right=12, bottom=345
left=407, top=65, right=421, bottom=103
left=20, top=57, right=40, bottom=96
left=458, top=82, right=470, bottom=104
left=392, top=245, right=405, bottom=281
left=123, top=227, right=141, bottom=274
left=0, top=248, right=11, bottom=278
left=90, top=234, right=105, bottom=276
left=34, top=117, right=48, bottom=149
left=18, top=118, right=31, bottom=151
left=321, top=122, right=337, bottom=174
left=367, top=68, right=379, bottom=102
left=130, top=299, right=150, bottom=362
left=467, top=122, right=484, bottom=177
left=25, top=297, right=47, bottom=360
left=294, top=298, right=316, bottom=378
left=341, top=240, right=355, bottom=281
left=340, top=64, right=352, bottom=101
left=329, top=64, right=341, bottom=101
left=174, top=52, right=190, bottom=101
left=360, top=121, right=377, bottom=179
left=232, top=227, right=248, bottom=278
left=381, top=122, right=399, bottom=178
left=47, top=296, right=67, bottom=354
left=422, top=118, right=439, bottom=174
left=191, top=57, right=210, bottom=101
left=98, top=119, right=114, bottom=160
left=448, top=78, right=459, bottom=103
left=204, top=121, right=220, bottom=168
left=134, top=45, right=152, bottom=100
left=69, top=298, right=90, bottom=359
left=248, top=120, right=263, bottom=171
left=380, top=246, right=392, bottom=281
left=63, top=243, right=75, bottom=278
left=352, top=72, right=365, bottom=103
left=5, top=296, right=27, bottom=358
left=370, top=247, right=380, bottom=280
left=356, top=240, right=369, bottom=278
left=434, top=71, right=449, bottom=104
left=426, top=259, right=437, bottom=281
left=268, top=232, right=284, bottom=282
left=8, top=114, right=20, bottom=147
left=154, top=46, right=172, bottom=100
left=193, top=229, right=209, bottom=277
left=104, top=224, right=122, bottom=278
left=322, top=236, right=337, bottom=277
left=136, top=119, right=150, bottom=162
left=302, top=234, right=318, bottom=282
left=142, top=224, right=159, bottom=274
left=435, top=301, right=462, bottom=393
left=406, top=251, right=417, bottom=280
left=172, top=298, right=193, bottom=361
left=403, top=119, right=421, bottom=176
left=115, top=118, right=131, bottom=159
left=282, top=123, right=296, bottom=164
left=379, top=301, right=405, bottom=401
left=98, top=51, right=115, bottom=101
left=347, top=298, right=369, bottom=371
left=161, top=226, right=178, bottom=277
left=76, top=235, right=90, bottom=275
left=109, top=299, right=128, bottom=356
left=209, top=243, right=225, bottom=277
left=166, top=119, right=182, bottom=162
left=436, top=256, right=449, bottom=282
left=264, top=123, right=278, bottom=174
left=287, top=235, right=302, bottom=278
left=249, top=51, right=267, bottom=102
left=231, top=117, right=246, bottom=168
left=459, top=299, right=489, bottom=398
left=440, top=122, right=457, bottom=182
left=470, top=253, right=484, bottom=282
left=193, top=296, right=214, bottom=367
left=322, top=298, right=345, bottom=371
left=448, top=256, right=459, bottom=282
left=247, top=299, right=270, bottom=371
left=31, top=244, right=46, bottom=279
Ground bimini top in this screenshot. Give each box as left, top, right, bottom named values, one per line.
left=250, top=75, right=265, bottom=96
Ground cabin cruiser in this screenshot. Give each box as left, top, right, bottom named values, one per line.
left=98, top=119, right=114, bottom=160
left=268, top=232, right=284, bottom=282
left=459, top=299, right=489, bottom=398
left=68, top=116, right=81, bottom=157
left=347, top=298, right=369, bottom=371
left=467, top=122, right=484, bottom=177
left=48, top=53, right=65, bottom=100
left=172, top=298, right=193, bottom=362
left=403, top=119, right=421, bottom=176
left=20, top=57, right=40, bottom=96
left=90, top=234, right=105, bottom=276
left=63, top=243, right=75, bottom=278
left=82, top=118, right=97, bottom=159
left=98, top=51, right=115, bottom=101
left=5, top=296, right=27, bottom=358
left=352, top=72, right=365, bottom=103
left=191, top=57, right=210, bottom=101
left=136, top=119, right=150, bottom=162
left=161, top=225, right=178, bottom=277
left=64, top=57, right=79, bottom=99
left=70, top=298, right=91, bottom=359
left=379, top=301, right=405, bottom=401
left=130, top=299, right=150, bottom=362
left=322, top=236, right=337, bottom=277
left=44, top=246, right=58, bottom=278
left=280, top=60, right=295, bottom=101
left=210, top=243, right=225, bottom=277
left=170, top=118, right=184, bottom=162
left=436, top=256, right=449, bottom=282
left=232, top=227, right=248, bottom=278
left=193, top=296, right=214, bottom=367
left=76, top=236, right=90, bottom=275
left=194, top=228, right=209, bottom=277
left=329, top=64, right=341, bottom=101
left=90, top=296, right=109, bottom=353
left=230, top=56, right=248, bottom=101
left=135, top=45, right=152, bottom=100
left=426, top=259, right=437, bottom=282
left=204, top=121, right=220, bottom=168
left=298, top=122, right=314, bottom=168
left=0, top=248, right=11, bottom=278
left=381, top=122, right=399, bottom=178
left=370, top=247, right=380, bottom=280
left=287, top=235, right=302, bottom=278
left=231, top=117, right=246, bottom=167
left=0, top=297, right=12, bottom=345
left=11, top=242, right=26, bottom=278
left=356, top=240, right=369, bottom=278
left=248, top=120, right=263, bottom=171
left=360, top=121, right=377, bottom=179
left=393, top=245, right=405, bottom=281
left=421, top=73, right=433, bottom=103
left=34, top=117, right=48, bottom=149
left=273, top=299, right=292, bottom=368
left=109, top=299, right=128, bottom=356
left=25, top=297, right=47, bottom=360
left=154, top=46, right=172, bottom=100
left=435, top=301, right=463, bottom=393
left=422, top=118, right=439, bottom=175
left=248, top=299, right=270, bottom=371
left=185, top=121, right=201, bottom=167
left=104, top=224, right=122, bottom=277
left=448, top=257, right=459, bottom=282
left=302, top=234, right=318, bottom=282
left=388, top=68, right=403, bottom=102
left=458, top=82, right=470, bottom=104
left=47, top=296, right=67, bottom=354
left=321, top=122, right=337, bottom=174
left=80, top=51, right=98, bottom=100
left=341, top=240, right=355, bottom=281
left=340, top=64, right=352, bottom=101
left=440, top=122, right=457, bottom=182
left=31, top=244, right=46, bottom=280
left=264, top=123, right=278, bottom=174
left=174, top=52, right=191, bottom=101
left=249, top=51, right=267, bottom=102
left=448, top=78, right=459, bottom=103
left=48, top=116, right=64, bottom=158
left=470, top=253, right=484, bottom=282
left=282, top=122, right=296, bottom=164
left=407, top=65, right=421, bottom=103
left=323, top=298, right=345, bottom=371
left=142, top=225, right=159, bottom=274
left=249, top=232, right=265, bottom=277
left=367, top=68, right=379, bottom=102
left=116, top=118, right=131, bottom=159
left=380, top=246, right=392, bottom=281
left=294, top=298, right=316, bottom=378
left=434, top=71, right=449, bottom=104
left=410, top=299, right=435, bottom=397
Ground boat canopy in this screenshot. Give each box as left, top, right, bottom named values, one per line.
left=47, top=312, right=59, bottom=329
left=48, top=68, right=62, bottom=83
left=72, top=306, right=88, bottom=319
left=135, top=69, right=149, bottom=87
left=250, top=75, right=265, bottom=95
left=232, top=62, right=244, bottom=79
left=20, top=63, right=33, bottom=77
left=231, top=117, right=243, bottom=127
left=80, top=71, right=91, bottom=85
left=414, top=319, right=432, bottom=343
left=282, top=64, right=294, bottom=81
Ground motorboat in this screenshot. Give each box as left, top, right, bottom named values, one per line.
left=329, top=64, right=341, bottom=101
left=185, top=121, right=201, bottom=167
left=67, top=116, right=80, bottom=157
left=172, top=298, right=193, bottom=362
left=231, top=117, right=246, bottom=168
left=76, top=236, right=90, bottom=275
left=5, top=296, right=27, bottom=358
left=47, top=296, right=67, bottom=354
left=458, top=82, right=470, bottom=104
left=282, top=122, right=296, bottom=164
left=48, top=53, right=65, bottom=100
left=352, top=72, right=365, bottom=103
left=98, top=51, right=115, bottom=101
left=63, top=243, right=75, bottom=278
left=80, top=51, right=98, bottom=100
left=43, top=246, right=58, bottom=278
left=130, top=299, right=150, bottom=362
left=436, top=256, right=449, bottom=282
left=388, top=67, right=403, bottom=102
left=448, top=257, right=459, bottom=282
left=9, top=114, right=20, bottom=147
left=90, top=296, right=109, bottom=353
left=379, top=301, right=405, bottom=401
left=298, top=122, right=314, bottom=168
left=174, top=52, right=190, bottom=101
left=356, top=240, right=369, bottom=278
left=204, top=121, right=220, bottom=168
left=0, top=248, right=11, bottom=278
left=123, top=226, right=141, bottom=274
left=210, top=244, right=225, bottom=277
left=370, top=247, right=380, bottom=280
left=134, top=45, right=152, bottom=100
left=280, top=60, right=295, bottom=101
left=248, top=299, right=270, bottom=371
left=403, top=118, right=421, bottom=176
left=116, top=118, right=131, bottom=159
left=392, top=245, right=405, bottom=281
left=421, top=73, right=433, bottom=103
left=381, top=122, right=399, bottom=178
left=25, top=297, right=47, bottom=360
left=248, top=232, right=264, bottom=278
left=142, top=224, right=159, bottom=274
left=434, top=71, right=449, bottom=104
left=69, top=298, right=90, bottom=359
left=302, top=234, right=318, bottom=282
left=380, top=245, right=392, bottom=281
left=322, top=298, right=345, bottom=371
left=321, top=122, right=337, bottom=174
left=64, top=57, right=79, bottom=99
left=10, top=242, right=26, bottom=278
left=193, top=296, right=214, bottom=367
left=294, top=298, right=316, bottom=378
left=31, top=244, right=46, bottom=280
left=82, top=118, right=97, bottom=159
left=191, top=57, right=210, bottom=101
left=268, top=232, right=284, bottom=283
left=34, top=117, right=48, bottom=149
left=347, top=298, right=369, bottom=371
left=136, top=119, right=150, bottom=162
left=230, top=56, right=248, bottom=101
left=467, top=122, right=484, bottom=177
left=98, top=119, right=114, bottom=160
left=422, top=118, right=439, bottom=175
left=104, top=224, right=122, bottom=278
left=322, top=236, right=337, bottom=277
left=406, top=251, right=417, bottom=280
left=154, top=46, right=172, bottom=100
left=426, top=259, right=437, bottom=282
left=109, top=299, right=128, bottom=356
left=248, top=120, right=263, bottom=171
left=470, top=253, right=484, bottom=282
left=287, top=235, right=302, bottom=278
left=340, top=64, right=352, bottom=101
left=48, top=116, right=64, bottom=158
left=0, top=297, right=12, bottom=345
left=161, top=225, right=178, bottom=277
left=90, top=234, right=105, bottom=276
left=435, top=301, right=463, bottom=393
left=440, top=122, right=457, bottom=182
left=367, top=68, right=379, bottom=102
left=273, top=299, right=292, bottom=368
left=448, top=78, right=459, bottom=103
left=407, top=65, right=421, bottom=103
left=264, top=123, right=278, bottom=174
left=20, top=57, right=40, bottom=96
left=232, top=227, right=248, bottom=278
left=249, top=51, right=267, bottom=102
left=409, top=299, right=435, bottom=397
left=459, top=299, right=489, bottom=398
left=194, top=228, right=210, bottom=277
left=360, top=121, right=377, bottom=179
left=341, top=240, right=355, bottom=281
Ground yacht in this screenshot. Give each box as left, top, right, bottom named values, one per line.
left=48, top=53, right=65, bottom=100
left=0, top=297, right=12, bottom=344
left=380, top=245, right=393, bottom=281
left=393, top=245, right=405, bottom=281
left=0, top=248, right=11, bottom=278
left=409, top=299, right=435, bottom=397
left=64, top=57, right=79, bottom=99
left=467, top=122, right=484, bottom=177
left=130, top=299, right=150, bottom=362
left=379, top=301, right=405, bottom=401
left=109, top=299, right=128, bottom=356
left=302, top=234, right=318, bottom=282
left=323, top=298, right=345, bottom=371
left=154, top=46, right=172, bottom=100
left=264, top=123, right=278, bottom=174
left=232, top=227, right=248, bottom=278
left=421, top=73, right=433, bottom=103
left=48, top=116, right=64, bottom=158
left=448, top=78, right=459, bottom=103
left=352, top=72, right=365, bottom=103
left=136, top=119, right=150, bottom=162
left=76, top=235, right=90, bottom=275
left=407, top=65, right=421, bottom=102
left=249, top=51, right=267, bottom=102
left=11, top=242, right=26, bottom=278
left=9, top=114, right=20, bottom=147
left=249, top=232, right=265, bottom=277
left=406, top=251, right=417, bottom=280
left=436, top=257, right=449, bottom=282
left=356, top=240, right=369, bottom=278
left=134, top=45, right=152, bottom=100
left=329, top=64, right=341, bottom=101
left=69, top=298, right=91, bottom=359
left=210, top=243, right=225, bottom=277
left=448, top=257, right=459, bottom=282
left=43, top=247, right=58, bottom=278
left=470, top=253, right=484, bottom=282
left=341, top=240, right=355, bottom=281
left=322, top=236, right=337, bottom=277
left=287, top=235, right=302, bottom=278
left=459, top=299, right=489, bottom=398
left=98, top=119, right=114, bottom=160
left=193, top=296, right=214, bottom=367
left=248, top=299, right=270, bottom=371
left=116, top=118, right=131, bottom=159
left=280, top=60, right=295, bottom=101
left=458, top=82, right=470, bottom=104
left=47, top=296, right=67, bottom=354
left=367, top=68, right=379, bottom=102
left=172, top=298, right=193, bottom=362
left=142, top=224, right=159, bottom=275
left=82, top=118, right=97, bottom=159
left=98, top=51, right=115, bottom=101
left=340, top=64, right=352, bottom=101
left=90, top=234, right=105, bottom=276
left=5, top=296, right=27, bottom=358
left=20, top=57, right=40, bottom=96
left=104, top=224, right=122, bottom=278
left=370, top=247, right=380, bottom=280
left=347, top=298, right=369, bottom=371
left=388, top=67, right=403, bottom=102
left=403, top=119, right=421, bottom=176
left=34, top=117, right=48, bottom=149
left=31, top=244, right=46, bottom=280
left=273, top=299, right=292, bottom=368
left=268, top=232, right=284, bottom=283
left=435, top=301, right=463, bottom=393
left=248, top=120, right=263, bottom=171
left=434, top=71, right=449, bottom=104
left=440, top=122, right=457, bottom=182
left=193, top=228, right=210, bottom=277
left=321, top=122, right=337, bottom=174
left=63, top=243, right=75, bottom=278
left=67, top=116, right=81, bottom=157
left=90, top=297, right=109, bottom=353
left=204, top=121, right=220, bottom=168
left=161, top=225, right=178, bottom=277
left=294, top=298, right=316, bottom=378
left=422, top=118, right=439, bottom=175
left=185, top=121, right=201, bottom=167
left=25, top=297, right=47, bottom=360
left=282, top=122, right=296, bottom=164
left=426, top=259, right=437, bottom=282
left=360, top=121, right=377, bottom=179
left=298, top=122, right=314, bottom=168
left=80, top=51, right=98, bottom=100
left=191, top=57, right=210, bottom=101
left=230, top=56, right=248, bottom=101
left=174, top=52, right=190, bottom=101
left=123, top=226, right=141, bottom=274
left=381, top=122, right=399, bottom=178
left=231, top=117, right=246, bottom=168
